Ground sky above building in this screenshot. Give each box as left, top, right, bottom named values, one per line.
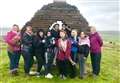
left=0, top=0, right=119, bottom=31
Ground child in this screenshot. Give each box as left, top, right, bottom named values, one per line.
left=78, top=32, right=90, bottom=79
left=44, top=31, right=55, bottom=79
left=33, top=29, right=45, bottom=77
left=21, top=25, right=34, bottom=76
left=5, top=24, right=21, bottom=76
left=54, top=30, right=76, bottom=79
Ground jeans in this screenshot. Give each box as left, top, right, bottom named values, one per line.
left=90, top=52, right=101, bottom=75
left=71, top=51, right=78, bottom=63
left=8, top=51, right=21, bottom=72
left=79, top=54, right=86, bottom=77
left=35, top=50, right=45, bottom=73
left=44, top=49, right=54, bottom=75
left=22, top=48, right=34, bottom=74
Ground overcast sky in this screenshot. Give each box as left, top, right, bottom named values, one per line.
left=0, top=0, right=119, bottom=31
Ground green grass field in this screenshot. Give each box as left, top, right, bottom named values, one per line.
left=0, top=31, right=120, bottom=83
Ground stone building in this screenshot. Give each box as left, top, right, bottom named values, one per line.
left=23, top=0, right=90, bottom=32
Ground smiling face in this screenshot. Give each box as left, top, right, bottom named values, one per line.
left=12, top=25, right=19, bottom=32
left=39, top=31, right=44, bottom=37
left=26, top=26, right=33, bottom=34
left=54, top=24, right=59, bottom=31
left=60, top=31, right=66, bottom=39
left=90, top=26, right=96, bottom=34
left=80, top=32, right=85, bottom=38
left=47, top=32, right=51, bottom=37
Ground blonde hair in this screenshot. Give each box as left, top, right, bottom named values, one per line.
left=90, top=26, right=97, bottom=33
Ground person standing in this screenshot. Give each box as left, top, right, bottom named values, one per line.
left=78, top=32, right=90, bottom=79
left=21, top=25, right=34, bottom=76
left=89, top=26, right=103, bottom=77
left=5, top=24, right=21, bottom=76
left=54, top=30, right=76, bottom=79
left=44, top=31, right=55, bottom=79
left=69, top=29, right=78, bottom=78
left=33, top=29, right=46, bottom=77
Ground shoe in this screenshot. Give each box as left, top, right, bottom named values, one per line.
left=45, top=73, right=53, bottom=79
left=62, top=75, right=67, bottom=80
left=59, top=74, right=62, bottom=78
left=29, top=71, right=37, bottom=76
left=36, top=72, right=40, bottom=78
left=25, top=73, right=30, bottom=77
left=10, top=70, right=18, bottom=76
left=93, top=74, right=98, bottom=79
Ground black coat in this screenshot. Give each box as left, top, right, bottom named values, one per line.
left=33, top=35, right=45, bottom=53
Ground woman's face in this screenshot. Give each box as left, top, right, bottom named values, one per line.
left=90, top=27, right=96, bottom=34
left=26, top=26, right=33, bottom=34
left=47, top=32, right=51, bottom=36
left=12, top=26, right=19, bottom=32
left=80, top=32, right=85, bottom=38
left=60, top=31, right=66, bottom=39
left=39, top=32, right=43, bottom=37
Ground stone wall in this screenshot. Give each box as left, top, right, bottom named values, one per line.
left=23, top=2, right=90, bottom=32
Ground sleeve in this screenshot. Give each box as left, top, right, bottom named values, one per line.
left=5, top=32, right=16, bottom=46
left=97, top=33, right=103, bottom=47
left=65, top=40, right=71, bottom=58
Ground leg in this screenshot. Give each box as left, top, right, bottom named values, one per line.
left=22, top=50, right=34, bottom=74
left=35, top=52, right=43, bottom=73
left=7, top=51, right=16, bottom=73
left=14, top=51, right=21, bottom=69
left=90, top=52, right=101, bottom=75
left=79, top=54, right=85, bottom=78
left=57, top=60, right=63, bottom=75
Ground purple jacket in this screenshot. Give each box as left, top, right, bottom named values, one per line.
left=89, top=32, right=103, bottom=53
left=5, top=31, right=21, bottom=51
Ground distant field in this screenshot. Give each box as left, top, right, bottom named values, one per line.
left=99, top=31, right=120, bottom=43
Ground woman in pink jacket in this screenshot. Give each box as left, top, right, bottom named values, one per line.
left=5, top=24, right=21, bottom=76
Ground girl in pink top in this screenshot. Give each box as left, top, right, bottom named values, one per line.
left=78, top=32, right=90, bottom=79
left=5, top=24, right=21, bottom=76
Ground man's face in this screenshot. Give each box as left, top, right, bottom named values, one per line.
left=71, top=30, right=77, bottom=37
left=54, top=25, right=59, bottom=30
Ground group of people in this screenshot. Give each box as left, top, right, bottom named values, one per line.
left=5, top=21, right=103, bottom=79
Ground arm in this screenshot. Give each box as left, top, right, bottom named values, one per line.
left=49, top=22, right=58, bottom=30
left=97, top=33, right=103, bottom=47
left=66, top=40, right=76, bottom=65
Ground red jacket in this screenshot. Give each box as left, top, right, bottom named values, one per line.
left=89, top=32, right=103, bottom=53
left=5, top=31, right=21, bottom=51
left=56, top=38, right=71, bottom=61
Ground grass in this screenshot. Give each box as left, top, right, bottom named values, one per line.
left=0, top=35, right=120, bottom=83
